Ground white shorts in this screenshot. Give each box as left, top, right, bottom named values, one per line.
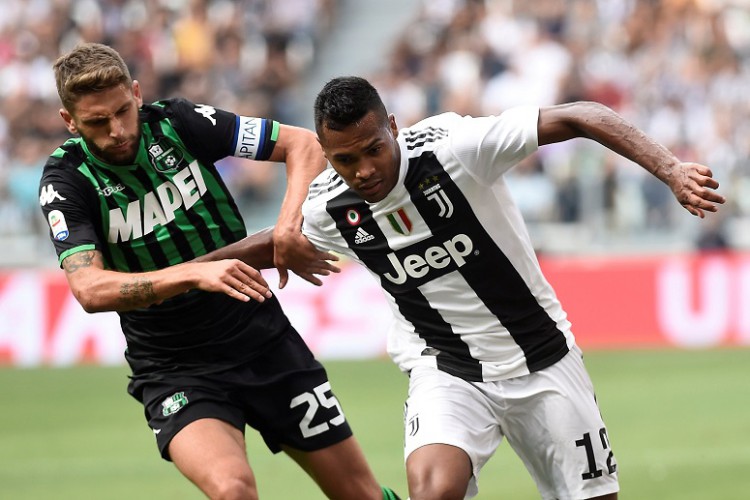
left=403, top=346, right=619, bottom=499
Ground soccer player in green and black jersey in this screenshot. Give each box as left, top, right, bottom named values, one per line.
left=39, top=42, right=400, bottom=500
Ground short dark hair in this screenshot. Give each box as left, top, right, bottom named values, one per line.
left=314, top=76, right=388, bottom=135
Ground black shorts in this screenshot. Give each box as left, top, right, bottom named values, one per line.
left=127, top=328, right=353, bottom=461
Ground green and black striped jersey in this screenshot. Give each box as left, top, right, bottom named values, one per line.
left=40, top=98, right=279, bottom=272
left=38, top=98, right=294, bottom=376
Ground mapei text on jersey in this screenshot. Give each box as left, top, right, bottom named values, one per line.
left=108, top=160, right=207, bottom=243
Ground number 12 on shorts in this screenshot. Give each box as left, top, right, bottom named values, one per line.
left=290, top=382, right=346, bottom=438
left=576, top=427, right=617, bottom=480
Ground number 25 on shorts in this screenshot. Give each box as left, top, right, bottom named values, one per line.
left=290, top=381, right=346, bottom=438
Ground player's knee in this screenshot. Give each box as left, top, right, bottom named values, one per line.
left=407, top=470, right=466, bottom=500
left=203, top=471, right=257, bottom=500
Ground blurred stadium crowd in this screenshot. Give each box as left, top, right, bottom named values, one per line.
left=1, top=0, right=748, bottom=264
left=372, top=0, right=749, bottom=252
left=0, top=0, right=336, bottom=260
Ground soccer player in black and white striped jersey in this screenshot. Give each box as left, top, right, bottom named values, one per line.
left=298, top=76, right=726, bottom=500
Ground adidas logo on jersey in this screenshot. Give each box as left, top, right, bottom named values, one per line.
left=354, top=227, right=375, bottom=244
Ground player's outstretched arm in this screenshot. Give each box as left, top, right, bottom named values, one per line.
left=536, top=101, right=726, bottom=217
left=265, top=124, right=330, bottom=288
left=195, top=226, right=340, bottom=287
left=62, top=250, right=271, bottom=313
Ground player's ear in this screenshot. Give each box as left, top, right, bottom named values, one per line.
left=60, top=108, right=77, bottom=134
left=132, top=80, right=143, bottom=106
left=389, top=113, right=399, bottom=139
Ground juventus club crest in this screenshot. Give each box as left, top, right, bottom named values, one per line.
left=420, top=176, right=453, bottom=218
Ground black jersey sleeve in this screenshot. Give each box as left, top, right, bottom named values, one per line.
left=162, top=98, right=279, bottom=163
left=39, top=156, right=104, bottom=267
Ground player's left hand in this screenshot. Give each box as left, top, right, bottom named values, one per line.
left=669, top=162, right=726, bottom=218
left=273, top=227, right=340, bottom=288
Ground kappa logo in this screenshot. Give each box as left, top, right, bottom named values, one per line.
left=39, top=184, right=66, bottom=206
left=354, top=227, right=374, bottom=244
left=161, top=392, right=189, bottom=417
left=194, top=104, right=217, bottom=125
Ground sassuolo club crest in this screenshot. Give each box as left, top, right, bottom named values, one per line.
left=148, top=138, right=186, bottom=173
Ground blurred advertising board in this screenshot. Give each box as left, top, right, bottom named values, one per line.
left=0, top=252, right=747, bottom=366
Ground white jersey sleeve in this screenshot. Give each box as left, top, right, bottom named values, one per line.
left=301, top=168, right=355, bottom=256
left=446, top=106, right=540, bottom=183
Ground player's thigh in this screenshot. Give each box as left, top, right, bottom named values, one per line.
left=501, top=347, right=619, bottom=499
left=242, top=329, right=354, bottom=455
left=169, top=418, right=257, bottom=498
left=404, top=366, right=501, bottom=498
left=282, top=436, right=382, bottom=500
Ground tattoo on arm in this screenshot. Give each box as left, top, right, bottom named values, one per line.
left=63, top=251, right=96, bottom=273
left=120, top=278, right=158, bottom=307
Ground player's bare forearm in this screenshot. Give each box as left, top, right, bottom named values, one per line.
left=268, top=124, right=328, bottom=285
left=192, top=227, right=275, bottom=269
left=194, top=226, right=341, bottom=287
left=118, top=277, right=158, bottom=309
left=64, top=254, right=160, bottom=309
left=63, top=251, right=180, bottom=312
left=268, top=125, right=326, bottom=233
left=538, top=101, right=725, bottom=216
left=63, top=250, right=270, bottom=313
left=539, top=102, right=678, bottom=176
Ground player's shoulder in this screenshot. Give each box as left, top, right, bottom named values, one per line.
left=302, top=167, right=348, bottom=213
left=41, top=139, right=87, bottom=178
left=401, top=112, right=461, bottom=137
left=142, top=97, right=195, bottom=122
left=307, top=167, right=348, bottom=200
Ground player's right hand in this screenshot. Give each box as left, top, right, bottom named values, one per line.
left=192, top=259, right=272, bottom=302
left=668, top=162, right=726, bottom=218
left=273, top=229, right=340, bottom=288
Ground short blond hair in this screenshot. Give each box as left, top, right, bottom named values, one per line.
left=54, top=42, right=132, bottom=111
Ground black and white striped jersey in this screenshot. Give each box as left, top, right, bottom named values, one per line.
left=302, top=107, right=574, bottom=382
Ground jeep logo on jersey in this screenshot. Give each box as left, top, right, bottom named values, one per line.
left=148, top=139, right=186, bottom=172
left=383, top=233, right=474, bottom=285
left=108, top=160, right=207, bottom=243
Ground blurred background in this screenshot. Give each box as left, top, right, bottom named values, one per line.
left=2, top=0, right=750, bottom=266
left=1, top=1, right=749, bottom=499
